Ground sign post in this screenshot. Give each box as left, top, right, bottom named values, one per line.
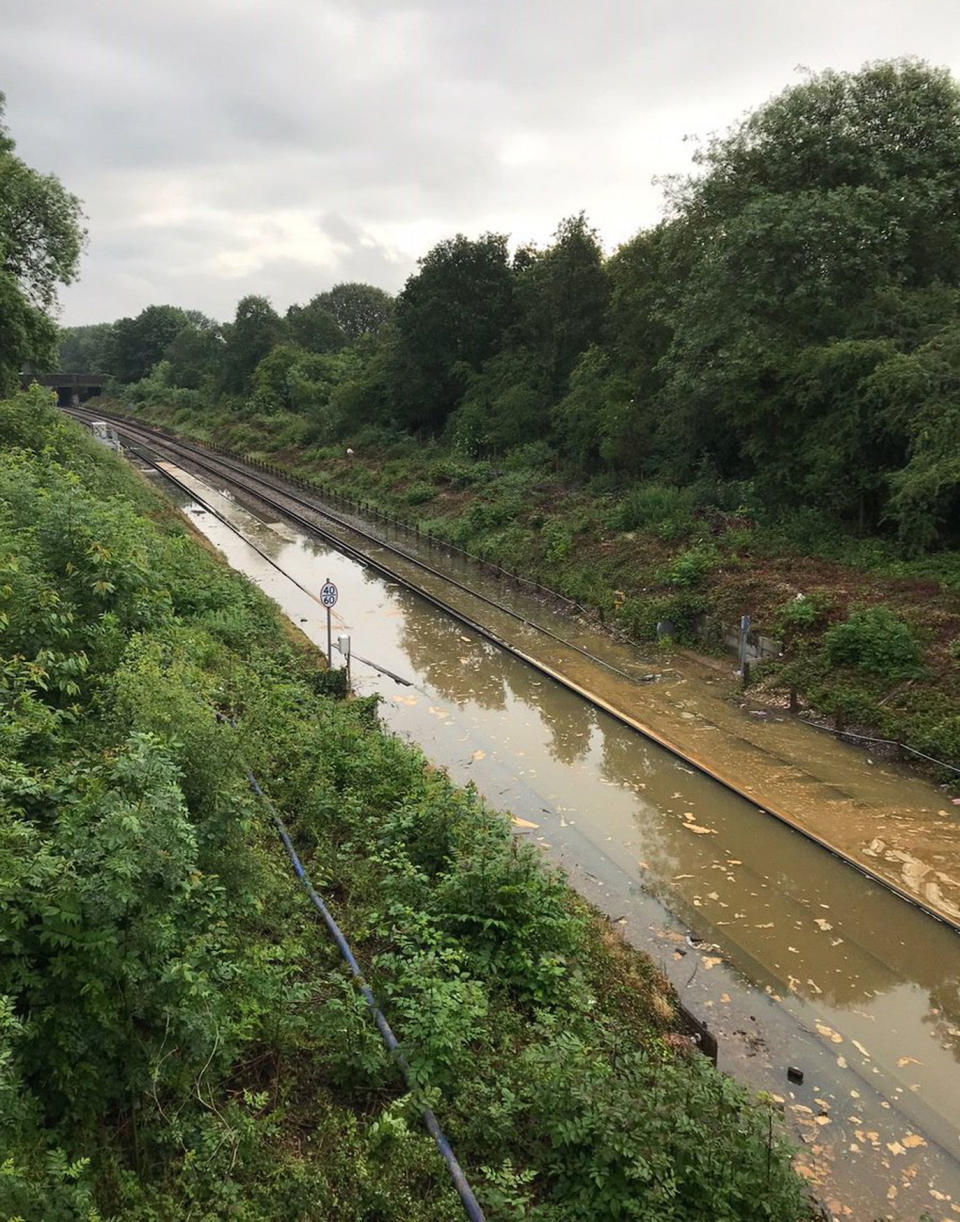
left=320, top=578, right=339, bottom=665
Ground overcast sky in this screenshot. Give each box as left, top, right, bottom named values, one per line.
left=3, top=0, right=960, bottom=326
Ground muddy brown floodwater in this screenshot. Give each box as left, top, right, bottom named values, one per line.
left=148, top=457, right=960, bottom=1222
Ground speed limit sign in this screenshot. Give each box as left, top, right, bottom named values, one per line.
left=320, top=578, right=339, bottom=663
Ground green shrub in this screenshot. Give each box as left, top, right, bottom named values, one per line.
left=611, top=482, right=697, bottom=533
left=308, top=664, right=350, bottom=699
left=508, top=1025, right=808, bottom=1222
left=403, top=480, right=437, bottom=506
left=427, top=456, right=493, bottom=489
left=908, top=711, right=960, bottom=770
left=766, top=507, right=845, bottom=555
left=0, top=390, right=814, bottom=1220
left=543, top=520, right=573, bottom=563
left=773, top=592, right=833, bottom=637
left=807, top=680, right=881, bottom=727
left=476, top=523, right=535, bottom=563
left=654, top=513, right=697, bottom=542
left=503, top=440, right=554, bottom=469
left=617, top=591, right=708, bottom=643
left=551, top=561, right=608, bottom=606
left=664, top=545, right=718, bottom=587
left=822, top=606, right=925, bottom=680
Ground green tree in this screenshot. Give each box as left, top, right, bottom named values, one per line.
left=57, top=321, right=115, bottom=372
left=866, top=321, right=960, bottom=548
left=313, top=281, right=394, bottom=341
left=514, top=213, right=610, bottom=396
left=553, top=346, right=642, bottom=473
left=654, top=59, right=960, bottom=521
left=605, top=225, right=674, bottom=392
left=324, top=327, right=401, bottom=435
left=290, top=344, right=369, bottom=437
left=108, top=304, right=190, bottom=383
left=251, top=341, right=306, bottom=413
left=0, top=93, right=85, bottom=390
left=219, top=295, right=284, bottom=394
left=164, top=312, right=223, bottom=389
left=285, top=297, right=345, bottom=353
left=391, top=233, right=515, bottom=431
left=446, top=348, right=550, bottom=455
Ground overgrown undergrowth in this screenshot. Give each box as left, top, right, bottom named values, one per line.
left=0, top=389, right=813, bottom=1219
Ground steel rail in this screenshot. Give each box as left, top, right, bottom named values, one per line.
left=91, top=411, right=960, bottom=776
left=129, top=445, right=416, bottom=688
left=70, top=408, right=960, bottom=937
left=69, top=407, right=662, bottom=690
left=117, top=416, right=960, bottom=778
left=149, top=443, right=719, bottom=1067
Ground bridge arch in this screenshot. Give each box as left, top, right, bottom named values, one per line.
left=22, top=372, right=106, bottom=406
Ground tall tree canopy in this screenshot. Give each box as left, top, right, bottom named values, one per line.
left=391, top=233, right=515, bottom=430
left=514, top=213, right=610, bottom=396
left=313, top=282, right=394, bottom=341
left=219, top=295, right=284, bottom=394
left=0, top=93, right=85, bottom=391
left=58, top=322, right=115, bottom=373
left=285, top=298, right=344, bottom=354
left=163, top=312, right=223, bottom=390
left=68, top=60, right=960, bottom=548
left=107, top=305, right=190, bottom=384
left=645, top=59, right=960, bottom=538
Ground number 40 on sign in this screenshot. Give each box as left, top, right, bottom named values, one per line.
left=320, top=578, right=338, bottom=661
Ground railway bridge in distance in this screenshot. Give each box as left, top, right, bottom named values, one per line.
left=22, top=372, right=106, bottom=406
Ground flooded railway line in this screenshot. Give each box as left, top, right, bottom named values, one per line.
left=68, top=412, right=960, bottom=925
left=74, top=409, right=960, bottom=1220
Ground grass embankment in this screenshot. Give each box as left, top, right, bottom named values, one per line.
left=121, top=399, right=960, bottom=784
left=1, top=388, right=813, bottom=1220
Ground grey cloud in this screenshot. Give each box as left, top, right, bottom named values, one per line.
left=3, top=0, right=960, bottom=324
left=61, top=200, right=412, bottom=323
left=319, top=213, right=364, bottom=245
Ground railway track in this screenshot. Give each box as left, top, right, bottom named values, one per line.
left=71, top=407, right=722, bottom=1064
left=69, top=405, right=658, bottom=689
left=65, top=407, right=960, bottom=1213
left=66, top=405, right=960, bottom=936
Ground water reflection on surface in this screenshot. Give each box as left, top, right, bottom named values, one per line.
left=153, top=463, right=960, bottom=1216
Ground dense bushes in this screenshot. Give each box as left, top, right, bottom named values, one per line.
left=610, top=483, right=697, bottom=536
left=822, top=606, right=926, bottom=680
left=0, top=391, right=812, bottom=1218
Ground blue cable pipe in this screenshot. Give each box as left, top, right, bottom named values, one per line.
left=243, top=769, right=487, bottom=1222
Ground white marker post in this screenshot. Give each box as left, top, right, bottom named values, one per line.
left=320, top=578, right=339, bottom=664
left=337, top=634, right=351, bottom=687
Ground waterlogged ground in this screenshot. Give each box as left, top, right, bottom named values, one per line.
left=269, top=480, right=960, bottom=931
left=149, top=457, right=960, bottom=1222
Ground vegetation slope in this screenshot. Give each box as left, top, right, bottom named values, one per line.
left=0, top=390, right=813, bottom=1219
